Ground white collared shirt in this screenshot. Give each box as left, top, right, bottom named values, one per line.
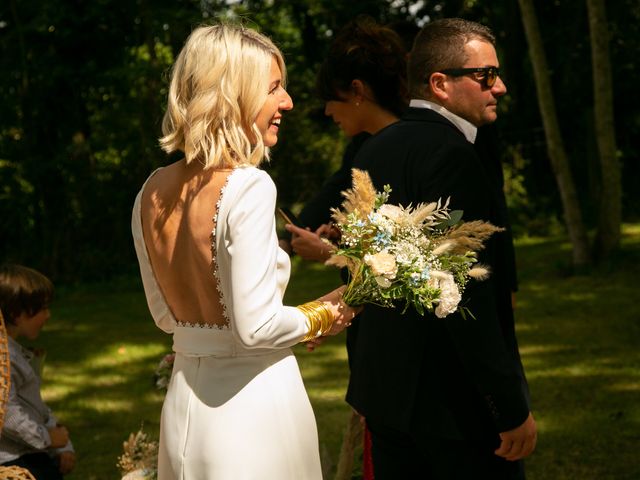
left=409, top=99, right=477, bottom=144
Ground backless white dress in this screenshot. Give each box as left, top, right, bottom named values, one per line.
left=132, top=166, right=322, bottom=479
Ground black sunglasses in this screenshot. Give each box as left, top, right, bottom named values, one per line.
left=438, top=67, right=500, bottom=88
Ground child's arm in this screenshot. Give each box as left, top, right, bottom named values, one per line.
left=44, top=416, right=76, bottom=473
left=44, top=416, right=76, bottom=474
left=58, top=451, right=76, bottom=474
left=47, top=425, right=70, bottom=448
left=4, top=356, right=69, bottom=450
left=3, top=385, right=57, bottom=449
left=44, top=415, right=74, bottom=451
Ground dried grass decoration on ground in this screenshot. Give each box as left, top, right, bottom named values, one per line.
left=327, top=169, right=503, bottom=318
left=117, top=428, right=158, bottom=480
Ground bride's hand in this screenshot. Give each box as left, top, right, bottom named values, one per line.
left=317, top=286, right=362, bottom=336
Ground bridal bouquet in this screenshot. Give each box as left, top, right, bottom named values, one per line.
left=326, top=169, right=502, bottom=318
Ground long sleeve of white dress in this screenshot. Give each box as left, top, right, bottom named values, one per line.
left=222, top=168, right=309, bottom=349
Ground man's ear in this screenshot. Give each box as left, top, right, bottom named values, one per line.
left=428, top=72, right=449, bottom=102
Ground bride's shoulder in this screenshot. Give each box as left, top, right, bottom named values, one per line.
left=141, top=158, right=184, bottom=188
left=223, top=167, right=276, bottom=211
left=229, top=166, right=274, bottom=190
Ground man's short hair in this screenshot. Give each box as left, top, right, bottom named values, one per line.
left=408, top=18, right=496, bottom=99
left=0, top=264, right=53, bottom=325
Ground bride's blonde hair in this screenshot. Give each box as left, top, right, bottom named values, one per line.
left=160, top=24, right=287, bottom=168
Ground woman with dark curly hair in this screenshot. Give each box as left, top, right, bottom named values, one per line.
left=286, top=16, right=413, bottom=261
left=283, top=18, right=415, bottom=480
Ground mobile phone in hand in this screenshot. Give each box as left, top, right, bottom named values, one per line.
left=277, top=207, right=306, bottom=228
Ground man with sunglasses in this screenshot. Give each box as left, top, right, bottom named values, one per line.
left=349, top=18, right=536, bottom=479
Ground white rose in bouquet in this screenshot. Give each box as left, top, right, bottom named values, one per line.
left=365, top=250, right=397, bottom=279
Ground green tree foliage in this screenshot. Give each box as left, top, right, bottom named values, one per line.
left=1, top=0, right=638, bottom=281
left=1, top=0, right=204, bottom=279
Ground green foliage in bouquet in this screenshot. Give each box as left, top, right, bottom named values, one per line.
left=327, top=169, right=503, bottom=318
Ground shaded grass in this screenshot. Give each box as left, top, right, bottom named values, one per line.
left=512, top=225, right=640, bottom=480
left=24, top=225, right=640, bottom=479
left=21, top=280, right=169, bottom=479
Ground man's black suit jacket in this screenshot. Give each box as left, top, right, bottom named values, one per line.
left=347, top=107, right=530, bottom=445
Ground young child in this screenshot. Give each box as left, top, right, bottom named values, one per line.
left=0, top=264, right=75, bottom=479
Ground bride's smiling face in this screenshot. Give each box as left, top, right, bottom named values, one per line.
left=254, top=57, right=293, bottom=147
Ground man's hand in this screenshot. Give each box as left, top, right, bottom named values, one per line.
left=58, top=451, right=76, bottom=474
left=495, top=412, right=537, bottom=461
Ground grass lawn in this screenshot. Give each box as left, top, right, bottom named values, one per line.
left=25, top=224, right=640, bottom=479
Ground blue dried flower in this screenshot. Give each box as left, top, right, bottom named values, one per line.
left=373, top=231, right=391, bottom=247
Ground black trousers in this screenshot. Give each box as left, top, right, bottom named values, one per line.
left=2, top=452, right=63, bottom=480
left=367, top=418, right=525, bottom=480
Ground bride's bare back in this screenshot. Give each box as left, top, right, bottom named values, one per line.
left=139, top=160, right=233, bottom=328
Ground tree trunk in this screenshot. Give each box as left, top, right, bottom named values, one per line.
left=587, top=0, right=621, bottom=261
left=517, top=0, right=591, bottom=268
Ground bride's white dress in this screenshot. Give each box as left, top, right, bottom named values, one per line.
left=132, top=166, right=323, bottom=479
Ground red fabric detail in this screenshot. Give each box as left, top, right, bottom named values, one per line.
left=363, top=424, right=375, bottom=480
